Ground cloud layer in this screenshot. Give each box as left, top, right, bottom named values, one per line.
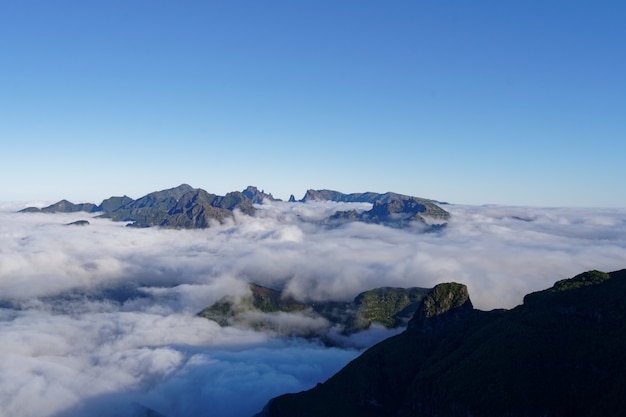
left=1, top=201, right=625, bottom=417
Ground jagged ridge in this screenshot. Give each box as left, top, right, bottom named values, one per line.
left=303, top=189, right=450, bottom=227
left=19, top=184, right=256, bottom=229
left=19, top=185, right=450, bottom=230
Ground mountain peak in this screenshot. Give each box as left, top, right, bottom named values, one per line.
left=408, top=282, right=473, bottom=334
left=242, top=186, right=279, bottom=204
left=144, top=184, right=196, bottom=201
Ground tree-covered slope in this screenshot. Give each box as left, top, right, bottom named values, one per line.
left=198, top=284, right=430, bottom=336
left=258, top=270, right=626, bottom=417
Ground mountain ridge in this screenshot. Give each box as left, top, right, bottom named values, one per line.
left=19, top=184, right=450, bottom=230
left=257, top=269, right=626, bottom=417
left=303, top=189, right=450, bottom=227
left=198, top=283, right=431, bottom=339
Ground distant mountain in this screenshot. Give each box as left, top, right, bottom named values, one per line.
left=100, top=184, right=198, bottom=227
left=301, top=189, right=446, bottom=207
left=198, top=283, right=430, bottom=339
left=257, top=269, right=626, bottom=417
left=99, top=195, right=135, bottom=213
left=158, top=189, right=254, bottom=229
left=20, top=199, right=99, bottom=214
left=19, top=184, right=256, bottom=229
left=19, top=185, right=450, bottom=230
left=302, top=190, right=386, bottom=203
left=242, top=186, right=280, bottom=204
left=302, top=189, right=450, bottom=227
left=66, top=220, right=90, bottom=226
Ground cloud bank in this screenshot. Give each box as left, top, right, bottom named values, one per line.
left=1, top=201, right=625, bottom=417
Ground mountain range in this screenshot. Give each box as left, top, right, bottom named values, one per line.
left=19, top=184, right=450, bottom=229
left=256, top=269, right=626, bottom=417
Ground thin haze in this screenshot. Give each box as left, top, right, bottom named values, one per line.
left=1, top=201, right=625, bottom=417
left=1, top=1, right=625, bottom=207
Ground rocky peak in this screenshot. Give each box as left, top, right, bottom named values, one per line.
left=408, top=282, right=473, bottom=335
left=301, top=189, right=325, bottom=201
left=217, top=191, right=256, bottom=215
left=242, top=186, right=278, bottom=204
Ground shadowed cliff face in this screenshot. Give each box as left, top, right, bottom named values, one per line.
left=256, top=282, right=475, bottom=417
left=258, top=270, right=626, bottom=417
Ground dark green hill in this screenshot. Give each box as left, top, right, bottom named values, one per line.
left=242, top=186, right=280, bottom=203
left=258, top=269, right=626, bottom=417
left=198, top=284, right=430, bottom=336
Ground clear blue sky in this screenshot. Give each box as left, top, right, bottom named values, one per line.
left=1, top=1, right=624, bottom=206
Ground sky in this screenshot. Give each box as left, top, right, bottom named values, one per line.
left=2, top=200, right=626, bottom=417
left=1, top=1, right=625, bottom=207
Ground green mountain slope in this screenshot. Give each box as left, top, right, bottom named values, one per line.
left=198, top=284, right=430, bottom=336
left=258, top=270, right=626, bottom=417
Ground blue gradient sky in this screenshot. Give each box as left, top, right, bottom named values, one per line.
left=1, top=1, right=624, bottom=206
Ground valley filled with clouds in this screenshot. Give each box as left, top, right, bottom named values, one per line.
left=1, top=200, right=625, bottom=417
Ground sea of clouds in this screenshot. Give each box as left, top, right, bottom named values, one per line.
left=1, top=199, right=625, bottom=417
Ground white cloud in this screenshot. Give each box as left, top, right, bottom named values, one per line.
left=0, top=201, right=625, bottom=416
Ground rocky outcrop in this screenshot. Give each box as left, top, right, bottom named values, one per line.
left=408, top=282, right=473, bottom=334
left=66, top=220, right=90, bottom=226
left=242, top=186, right=280, bottom=204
